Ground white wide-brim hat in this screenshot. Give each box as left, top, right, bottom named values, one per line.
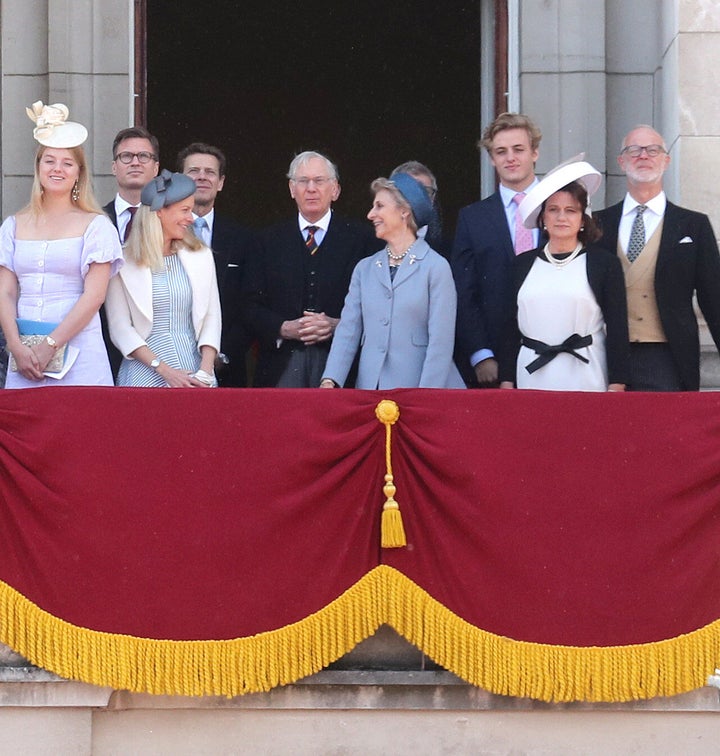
left=519, top=154, right=602, bottom=229
left=26, top=101, right=88, bottom=148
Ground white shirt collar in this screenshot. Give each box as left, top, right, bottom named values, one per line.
left=622, top=191, right=666, bottom=217
left=193, top=208, right=215, bottom=234
left=114, top=194, right=139, bottom=217
left=499, top=179, right=539, bottom=208
left=298, top=208, right=332, bottom=233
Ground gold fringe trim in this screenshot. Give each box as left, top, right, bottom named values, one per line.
left=1, top=566, right=719, bottom=702
left=375, top=399, right=406, bottom=548
left=380, top=567, right=720, bottom=703
left=0, top=573, right=386, bottom=698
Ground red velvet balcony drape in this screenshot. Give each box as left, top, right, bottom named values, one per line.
left=0, top=387, right=719, bottom=701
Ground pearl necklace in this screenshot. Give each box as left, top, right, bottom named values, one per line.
left=543, top=242, right=582, bottom=269
left=386, top=240, right=416, bottom=262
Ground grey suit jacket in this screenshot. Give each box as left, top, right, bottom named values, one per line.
left=323, top=240, right=465, bottom=389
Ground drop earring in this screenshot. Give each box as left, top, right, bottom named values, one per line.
left=72, top=181, right=80, bottom=202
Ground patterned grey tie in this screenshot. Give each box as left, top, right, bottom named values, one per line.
left=627, top=205, right=647, bottom=263
left=193, top=217, right=208, bottom=245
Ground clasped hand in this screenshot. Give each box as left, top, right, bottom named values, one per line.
left=15, top=341, right=54, bottom=381
left=283, top=311, right=336, bottom=344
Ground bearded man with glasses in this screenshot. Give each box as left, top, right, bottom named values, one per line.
left=595, top=125, right=720, bottom=391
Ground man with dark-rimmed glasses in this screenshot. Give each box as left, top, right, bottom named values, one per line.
left=101, top=126, right=160, bottom=378
left=595, top=125, right=720, bottom=390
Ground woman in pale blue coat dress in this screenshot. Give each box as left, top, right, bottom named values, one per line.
left=320, top=174, right=464, bottom=389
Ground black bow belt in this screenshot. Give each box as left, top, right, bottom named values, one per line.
left=521, top=333, right=593, bottom=374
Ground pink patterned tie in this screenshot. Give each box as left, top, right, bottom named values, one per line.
left=513, top=192, right=533, bottom=254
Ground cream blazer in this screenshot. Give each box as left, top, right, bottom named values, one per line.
left=105, top=246, right=221, bottom=358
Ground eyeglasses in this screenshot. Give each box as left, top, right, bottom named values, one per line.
left=621, top=144, right=666, bottom=159
left=292, top=176, right=334, bottom=187
left=114, top=151, right=157, bottom=164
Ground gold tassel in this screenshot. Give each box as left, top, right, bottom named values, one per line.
left=375, top=400, right=406, bottom=548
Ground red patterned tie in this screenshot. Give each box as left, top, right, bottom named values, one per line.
left=513, top=193, right=533, bottom=254
left=123, top=206, right=138, bottom=243
left=305, top=225, right=319, bottom=255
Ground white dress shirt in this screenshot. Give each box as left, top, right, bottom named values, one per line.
left=618, top=191, right=667, bottom=257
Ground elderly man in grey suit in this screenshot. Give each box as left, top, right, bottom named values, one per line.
left=595, top=125, right=720, bottom=391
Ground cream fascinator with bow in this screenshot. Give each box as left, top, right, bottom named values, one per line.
left=26, top=101, right=88, bottom=148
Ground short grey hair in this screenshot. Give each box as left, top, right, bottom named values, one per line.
left=287, top=151, right=339, bottom=182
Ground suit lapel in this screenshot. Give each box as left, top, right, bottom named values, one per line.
left=656, top=202, right=682, bottom=275
left=118, top=259, right=153, bottom=323
left=392, top=239, right=430, bottom=288
left=371, top=250, right=391, bottom=289
left=178, top=248, right=210, bottom=329
left=488, top=192, right=515, bottom=260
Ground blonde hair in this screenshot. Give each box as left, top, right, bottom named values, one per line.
left=28, top=145, right=102, bottom=217
left=371, top=177, right=418, bottom=234
left=124, top=205, right=203, bottom=271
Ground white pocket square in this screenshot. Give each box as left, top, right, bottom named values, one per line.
left=679, top=236, right=693, bottom=244
left=227, top=263, right=239, bottom=267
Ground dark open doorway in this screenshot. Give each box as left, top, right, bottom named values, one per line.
left=146, top=2, right=482, bottom=236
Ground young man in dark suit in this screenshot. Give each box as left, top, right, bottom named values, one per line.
left=594, top=125, right=720, bottom=391
left=178, top=143, right=257, bottom=387
left=102, top=127, right=160, bottom=378
left=452, top=113, right=543, bottom=387
left=242, top=151, right=381, bottom=387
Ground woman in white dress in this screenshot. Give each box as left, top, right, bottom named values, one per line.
left=499, top=159, right=629, bottom=392
left=0, top=102, right=123, bottom=388
left=105, top=170, right=221, bottom=388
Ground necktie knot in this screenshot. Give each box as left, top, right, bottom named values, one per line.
left=627, top=205, right=648, bottom=263
left=305, top=225, right=319, bottom=254
left=193, top=217, right=208, bottom=244
left=123, top=206, right=138, bottom=243
left=512, top=193, right=533, bottom=255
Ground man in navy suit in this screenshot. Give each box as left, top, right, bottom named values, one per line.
left=242, top=151, right=381, bottom=387
left=594, top=125, right=720, bottom=391
left=178, top=143, right=257, bottom=387
left=452, top=113, right=543, bottom=387
left=102, top=126, right=160, bottom=379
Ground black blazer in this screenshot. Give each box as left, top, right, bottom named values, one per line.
left=498, top=246, right=630, bottom=386
left=210, top=214, right=258, bottom=387
left=595, top=201, right=720, bottom=390
left=242, top=213, right=381, bottom=387
left=101, top=199, right=123, bottom=380
left=451, top=193, right=517, bottom=377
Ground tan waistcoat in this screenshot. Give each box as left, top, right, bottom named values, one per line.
left=620, top=220, right=667, bottom=343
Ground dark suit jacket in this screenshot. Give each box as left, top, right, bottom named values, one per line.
left=210, top=214, right=258, bottom=387
left=497, top=246, right=630, bottom=386
left=451, top=192, right=516, bottom=381
left=242, top=213, right=381, bottom=387
left=595, top=200, right=720, bottom=391
left=101, top=199, right=123, bottom=380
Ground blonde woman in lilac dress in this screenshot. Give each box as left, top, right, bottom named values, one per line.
left=0, top=102, right=122, bottom=388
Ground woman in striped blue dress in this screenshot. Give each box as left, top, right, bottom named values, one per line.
left=105, top=170, right=221, bottom=388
